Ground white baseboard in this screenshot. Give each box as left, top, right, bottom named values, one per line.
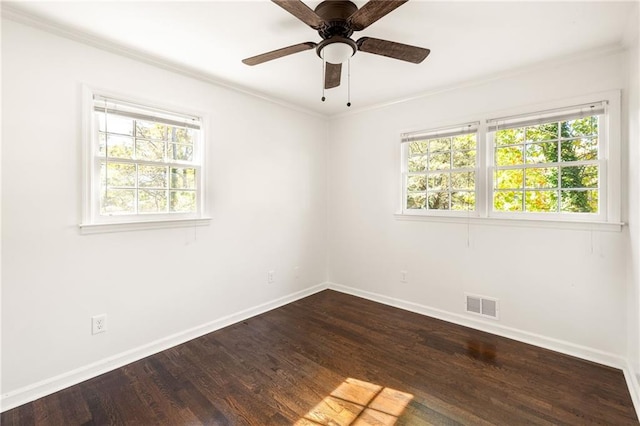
left=623, top=361, right=640, bottom=418
left=4, top=282, right=637, bottom=419
left=327, top=282, right=626, bottom=369
left=0, top=283, right=329, bottom=413
left=328, top=282, right=640, bottom=420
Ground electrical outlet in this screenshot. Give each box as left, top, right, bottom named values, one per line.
left=400, top=270, right=408, bottom=283
left=92, top=314, right=107, bottom=335
left=268, top=270, right=275, bottom=284
left=294, top=266, right=300, bottom=279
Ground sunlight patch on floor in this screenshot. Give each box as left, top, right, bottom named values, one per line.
left=295, top=378, right=413, bottom=426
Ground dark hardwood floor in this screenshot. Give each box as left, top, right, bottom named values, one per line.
left=2, top=290, right=638, bottom=425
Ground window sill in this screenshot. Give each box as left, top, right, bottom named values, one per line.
left=79, top=217, right=212, bottom=234
left=394, top=213, right=624, bottom=232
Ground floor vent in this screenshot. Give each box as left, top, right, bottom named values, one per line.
left=466, top=294, right=499, bottom=320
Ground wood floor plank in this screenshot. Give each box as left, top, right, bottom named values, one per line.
left=2, top=290, right=637, bottom=425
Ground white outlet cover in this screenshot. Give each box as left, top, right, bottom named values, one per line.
left=92, top=314, right=107, bottom=335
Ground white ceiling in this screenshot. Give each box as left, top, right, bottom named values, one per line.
left=4, top=1, right=637, bottom=116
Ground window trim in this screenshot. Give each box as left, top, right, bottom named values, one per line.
left=398, top=90, right=622, bottom=228
left=80, top=85, right=211, bottom=233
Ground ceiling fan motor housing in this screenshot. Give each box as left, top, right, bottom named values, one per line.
left=314, top=1, right=358, bottom=61
left=315, top=0, right=357, bottom=39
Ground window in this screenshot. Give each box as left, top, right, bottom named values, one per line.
left=489, top=103, right=604, bottom=218
left=82, top=89, right=208, bottom=231
left=402, top=122, right=478, bottom=214
left=400, top=92, right=620, bottom=226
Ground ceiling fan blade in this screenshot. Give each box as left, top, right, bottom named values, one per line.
left=242, top=42, right=317, bottom=66
left=348, top=0, right=408, bottom=31
left=272, top=0, right=325, bottom=29
left=325, top=62, right=342, bottom=89
left=357, top=37, right=430, bottom=64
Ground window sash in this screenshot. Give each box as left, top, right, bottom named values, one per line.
left=97, top=158, right=201, bottom=215
left=97, top=162, right=202, bottom=216
left=491, top=161, right=602, bottom=189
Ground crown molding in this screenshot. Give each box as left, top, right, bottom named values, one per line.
left=0, top=3, right=326, bottom=119
left=329, top=43, right=627, bottom=120
left=1, top=3, right=633, bottom=122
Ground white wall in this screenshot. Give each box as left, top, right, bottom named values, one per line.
left=626, top=3, right=640, bottom=389
left=327, top=50, right=629, bottom=362
left=2, top=8, right=638, bottom=414
left=1, top=19, right=327, bottom=405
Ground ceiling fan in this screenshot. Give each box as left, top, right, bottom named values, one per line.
left=242, top=0, right=430, bottom=97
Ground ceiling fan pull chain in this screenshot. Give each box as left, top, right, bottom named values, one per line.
left=321, top=55, right=326, bottom=102
left=347, top=58, right=351, bottom=107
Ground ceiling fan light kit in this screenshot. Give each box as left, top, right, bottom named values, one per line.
left=242, top=0, right=430, bottom=106
left=318, top=37, right=356, bottom=64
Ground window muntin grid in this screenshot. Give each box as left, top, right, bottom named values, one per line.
left=492, top=116, right=600, bottom=214
left=399, top=97, right=616, bottom=224
left=405, top=132, right=477, bottom=211
left=94, top=98, right=201, bottom=217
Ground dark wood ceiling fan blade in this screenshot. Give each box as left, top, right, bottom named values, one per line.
left=325, top=62, right=342, bottom=89
left=272, top=0, right=325, bottom=29
left=242, top=42, right=317, bottom=66
left=348, top=0, right=408, bottom=31
left=357, top=37, right=430, bottom=64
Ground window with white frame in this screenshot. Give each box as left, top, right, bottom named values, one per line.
left=488, top=103, right=604, bottom=217
left=402, top=122, right=478, bottom=213
left=400, top=93, right=620, bottom=225
left=83, top=92, right=205, bottom=228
